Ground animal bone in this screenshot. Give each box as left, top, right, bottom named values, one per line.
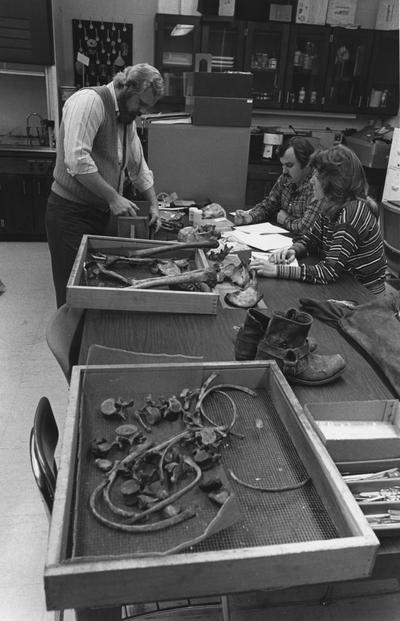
left=129, top=268, right=217, bottom=290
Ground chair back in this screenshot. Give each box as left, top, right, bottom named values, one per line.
left=46, top=305, right=84, bottom=383
left=29, top=397, right=58, bottom=517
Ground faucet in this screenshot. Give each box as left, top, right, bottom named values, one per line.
left=26, top=112, right=46, bottom=146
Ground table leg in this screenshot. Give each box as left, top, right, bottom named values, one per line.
left=221, top=595, right=230, bottom=621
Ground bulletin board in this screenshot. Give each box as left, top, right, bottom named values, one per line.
left=72, top=19, right=133, bottom=88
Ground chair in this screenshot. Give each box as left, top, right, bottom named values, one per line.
left=46, top=304, right=85, bottom=383
left=29, top=396, right=58, bottom=518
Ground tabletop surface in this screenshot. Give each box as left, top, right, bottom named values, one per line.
left=78, top=274, right=400, bottom=578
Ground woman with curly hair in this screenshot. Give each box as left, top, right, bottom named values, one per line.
left=250, top=145, right=386, bottom=294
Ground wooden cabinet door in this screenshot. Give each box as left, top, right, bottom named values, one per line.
left=31, top=175, right=52, bottom=235
left=201, top=16, right=246, bottom=72
left=0, top=0, right=54, bottom=64
left=363, top=30, right=399, bottom=116
left=0, top=174, right=35, bottom=237
left=323, top=28, right=374, bottom=113
left=244, top=21, right=290, bottom=109
left=283, top=24, right=330, bottom=111
left=154, top=13, right=201, bottom=103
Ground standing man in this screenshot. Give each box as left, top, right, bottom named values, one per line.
left=46, top=63, right=164, bottom=307
left=234, top=136, right=318, bottom=240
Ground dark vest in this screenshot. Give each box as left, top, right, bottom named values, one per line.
left=52, top=86, right=119, bottom=210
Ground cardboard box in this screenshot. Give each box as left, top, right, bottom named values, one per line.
left=326, top=0, right=357, bottom=26
left=296, top=0, right=328, bottom=24
left=218, top=0, right=235, bottom=16
left=185, top=95, right=253, bottom=126
left=375, top=0, right=399, bottom=29
left=345, top=135, right=390, bottom=169
left=269, top=3, right=293, bottom=21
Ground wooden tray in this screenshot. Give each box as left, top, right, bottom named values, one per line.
left=304, top=400, right=400, bottom=462
left=45, top=361, right=378, bottom=612
left=66, top=235, right=219, bottom=314
left=347, top=479, right=400, bottom=536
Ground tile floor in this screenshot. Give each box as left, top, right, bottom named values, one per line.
left=1, top=241, right=400, bottom=621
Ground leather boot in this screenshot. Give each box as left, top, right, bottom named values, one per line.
left=255, top=308, right=345, bottom=385
left=235, top=308, right=271, bottom=361
left=235, top=308, right=317, bottom=362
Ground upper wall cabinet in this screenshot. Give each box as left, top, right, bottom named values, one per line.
left=243, top=21, right=290, bottom=109
left=154, top=14, right=399, bottom=116
left=154, top=14, right=201, bottom=101
left=0, top=0, right=54, bottom=65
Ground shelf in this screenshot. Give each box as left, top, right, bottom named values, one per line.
left=0, top=69, right=46, bottom=77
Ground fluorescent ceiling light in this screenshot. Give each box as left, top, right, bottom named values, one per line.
left=170, top=24, right=194, bottom=36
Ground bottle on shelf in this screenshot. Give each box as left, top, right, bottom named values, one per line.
left=298, top=86, right=306, bottom=103
left=303, top=42, right=314, bottom=71
left=310, top=90, right=317, bottom=104
left=293, top=48, right=302, bottom=67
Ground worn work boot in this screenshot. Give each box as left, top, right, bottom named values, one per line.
left=235, top=308, right=271, bottom=361
left=255, top=308, right=345, bottom=385
left=235, top=307, right=317, bottom=362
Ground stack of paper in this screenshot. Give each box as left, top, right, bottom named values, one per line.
left=230, top=226, right=292, bottom=252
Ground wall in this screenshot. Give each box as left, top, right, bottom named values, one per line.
left=0, top=72, right=48, bottom=136
left=52, top=0, right=158, bottom=86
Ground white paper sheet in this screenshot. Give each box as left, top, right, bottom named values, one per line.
left=233, top=222, right=289, bottom=235
left=230, top=230, right=293, bottom=252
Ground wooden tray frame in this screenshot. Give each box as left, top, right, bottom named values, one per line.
left=45, top=361, right=378, bottom=612
left=66, top=235, right=219, bottom=314
left=304, top=400, right=400, bottom=463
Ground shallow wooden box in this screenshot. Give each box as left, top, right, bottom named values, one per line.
left=44, top=361, right=378, bottom=613
left=66, top=235, right=219, bottom=314
left=305, top=400, right=400, bottom=463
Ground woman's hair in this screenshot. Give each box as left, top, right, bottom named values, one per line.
left=114, top=63, right=164, bottom=98
left=276, top=136, right=315, bottom=168
left=310, top=145, right=370, bottom=203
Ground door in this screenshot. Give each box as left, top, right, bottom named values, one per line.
left=283, top=24, right=330, bottom=111
left=244, top=21, right=290, bottom=109
left=324, top=28, right=374, bottom=113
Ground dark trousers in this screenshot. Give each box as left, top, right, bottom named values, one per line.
left=45, top=191, right=110, bottom=307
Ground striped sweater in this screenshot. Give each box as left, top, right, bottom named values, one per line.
left=277, top=199, right=387, bottom=294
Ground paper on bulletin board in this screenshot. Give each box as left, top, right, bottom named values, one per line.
left=326, top=0, right=357, bottom=26
left=296, top=0, right=329, bottom=24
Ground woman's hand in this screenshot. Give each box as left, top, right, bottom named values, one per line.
left=249, top=257, right=278, bottom=278
left=269, top=248, right=297, bottom=264
left=234, top=210, right=252, bottom=226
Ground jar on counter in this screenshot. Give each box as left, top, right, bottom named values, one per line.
left=298, top=86, right=306, bottom=104
left=268, top=57, right=278, bottom=70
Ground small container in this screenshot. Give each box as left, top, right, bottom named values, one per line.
left=268, top=57, right=277, bottom=70
left=310, top=90, right=317, bottom=104
left=188, top=207, right=197, bottom=224
left=298, top=86, right=306, bottom=104
left=192, top=208, right=202, bottom=226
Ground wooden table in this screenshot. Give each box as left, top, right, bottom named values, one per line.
left=73, top=275, right=400, bottom=618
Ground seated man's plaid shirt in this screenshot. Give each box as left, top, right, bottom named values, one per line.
left=248, top=171, right=319, bottom=242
